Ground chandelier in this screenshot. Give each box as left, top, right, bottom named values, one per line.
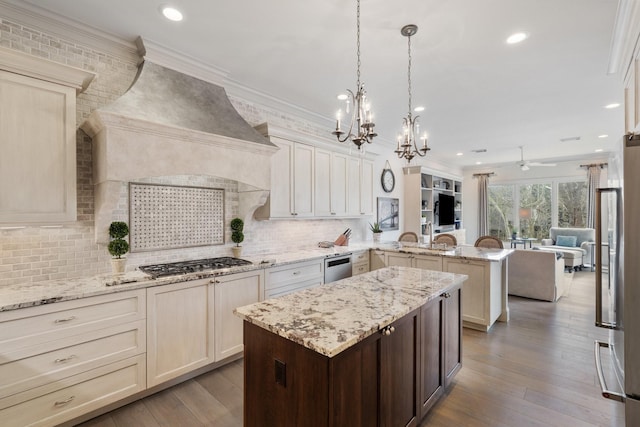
left=332, top=0, right=377, bottom=149
left=395, top=24, right=429, bottom=163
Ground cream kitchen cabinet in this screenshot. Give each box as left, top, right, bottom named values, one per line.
left=146, top=279, right=215, bottom=387
left=442, top=258, right=502, bottom=331
left=347, top=157, right=374, bottom=216
left=213, top=270, right=263, bottom=362
left=315, top=148, right=348, bottom=217
left=385, top=252, right=443, bottom=271
left=0, top=289, right=145, bottom=427
left=370, top=250, right=387, bottom=271
left=351, top=250, right=370, bottom=275
left=0, top=48, right=94, bottom=224
left=264, top=259, right=324, bottom=299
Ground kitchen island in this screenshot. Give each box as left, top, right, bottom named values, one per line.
left=234, top=266, right=467, bottom=427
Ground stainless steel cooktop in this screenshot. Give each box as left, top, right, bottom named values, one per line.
left=139, top=257, right=252, bottom=278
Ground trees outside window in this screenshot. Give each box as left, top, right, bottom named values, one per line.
left=518, top=183, right=551, bottom=240
left=488, top=179, right=586, bottom=242
left=488, top=185, right=514, bottom=240
left=558, top=181, right=587, bottom=227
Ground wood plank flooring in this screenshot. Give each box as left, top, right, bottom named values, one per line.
left=77, top=270, right=624, bottom=427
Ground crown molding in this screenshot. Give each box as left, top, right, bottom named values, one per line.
left=0, top=0, right=139, bottom=63
left=0, top=46, right=95, bottom=91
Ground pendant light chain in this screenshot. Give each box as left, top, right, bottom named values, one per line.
left=356, top=0, right=361, bottom=88
left=407, top=31, right=412, bottom=117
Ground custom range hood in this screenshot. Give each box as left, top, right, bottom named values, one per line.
left=81, top=44, right=277, bottom=243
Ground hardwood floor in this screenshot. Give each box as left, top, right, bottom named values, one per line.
left=77, top=270, right=624, bottom=427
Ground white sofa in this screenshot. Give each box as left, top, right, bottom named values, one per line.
left=539, top=227, right=595, bottom=271
left=508, top=249, right=565, bottom=302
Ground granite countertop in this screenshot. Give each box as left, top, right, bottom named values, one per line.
left=0, top=241, right=509, bottom=312
left=234, top=266, right=467, bottom=358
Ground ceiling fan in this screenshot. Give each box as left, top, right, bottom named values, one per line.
left=517, top=146, right=556, bottom=171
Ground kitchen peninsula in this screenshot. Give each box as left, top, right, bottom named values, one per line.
left=234, top=266, right=467, bottom=427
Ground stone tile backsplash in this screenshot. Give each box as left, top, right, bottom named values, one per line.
left=0, top=16, right=371, bottom=287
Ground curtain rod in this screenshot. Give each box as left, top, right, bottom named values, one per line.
left=472, top=172, right=495, bottom=177
left=579, top=162, right=607, bottom=168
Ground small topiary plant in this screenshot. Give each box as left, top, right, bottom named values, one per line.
left=230, top=217, right=244, bottom=247
left=108, top=221, right=129, bottom=259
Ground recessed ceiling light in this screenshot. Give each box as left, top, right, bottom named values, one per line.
left=414, top=106, right=425, bottom=112
left=506, top=32, right=528, bottom=44
left=456, top=152, right=464, bottom=156
left=337, top=94, right=348, bottom=100
left=161, top=6, right=183, bottom=22
left=595, top=148, right=604, bottom=152
left=475, top=161, right=482, bottom=165
left=598, top=134, right=608, bottom=138
left=605, top=103, right=620, bottom=109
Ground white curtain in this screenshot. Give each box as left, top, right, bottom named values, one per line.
left=477, top=174, right=489, bottom=236
left=586, top=165, right=601, bottom=228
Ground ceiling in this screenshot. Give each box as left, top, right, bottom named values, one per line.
left=12, top=0, right=625, bottom=168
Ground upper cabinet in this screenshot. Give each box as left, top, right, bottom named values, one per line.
left=609, top=0, right=640, bottom=134
left=255, top=124, right=375, bottom=220
left=0, top=48, right=94, bottom=224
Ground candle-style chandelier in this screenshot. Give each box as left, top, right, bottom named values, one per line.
left=395, top=24, right=429, bottom=163
left=332, top=0, right=377, bottom=149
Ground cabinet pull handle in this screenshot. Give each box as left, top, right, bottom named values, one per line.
left=54, top=316, right=76, bottom=324
left=54, top=396, right=75, bottom=407
left=331, top=212, right=336, bottom=215
left=54, top=354, right=76, bottom=364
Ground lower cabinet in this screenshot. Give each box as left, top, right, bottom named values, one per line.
left=419, top=285, right=461, bottom=415
left=213, top=270, right=263, bottom=362
left=385, top=252, right=443, bottom=271
left=264, top=259, right=323, bottom=299
left=351, top=250, right=370, bottom=275
left=443, top=258, right=501, bottom=331
left=243, top=284, right=461, bottom=427
left=370, top=250, right=386, bottom=271
left=146, top=279, right=215, bottom=387
left=0, top=290, right=146, bottom=427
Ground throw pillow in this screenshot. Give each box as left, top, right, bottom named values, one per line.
left=556, top=235, right=577, bottom=247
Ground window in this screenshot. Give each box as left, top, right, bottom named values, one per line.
left=558, top=181, right=587, bottom=227
left=488, top=185, right=514, bottom=240
left=488, top=179, right=586, bottom=241
left=518, top=183, right=551, bottom=240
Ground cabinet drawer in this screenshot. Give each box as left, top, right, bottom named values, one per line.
left=352, top=250, right=369, bottom=264
left=0, top=355, right=146, bottom=427
left=0, top=290, right=145, bottom=354
left=0, top=320, right=145, bottom=399
left=352, top=262, right=370, bottom=276
left=265, top=260, right=323, bottom=290
left=264, top=278, right=322, bottom=299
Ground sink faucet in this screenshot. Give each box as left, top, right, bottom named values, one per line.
left=425, top=221, right=433, bottom=248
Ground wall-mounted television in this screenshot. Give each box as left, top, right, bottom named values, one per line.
left=437, top=193, right=455, bottom=227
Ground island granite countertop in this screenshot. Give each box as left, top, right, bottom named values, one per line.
left=234, top=266, right=467, bottom=358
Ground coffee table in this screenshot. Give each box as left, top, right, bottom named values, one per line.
left=510, top=237, right=537, bottom=249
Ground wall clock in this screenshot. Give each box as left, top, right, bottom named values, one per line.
left=381, top=162, right=395, bottom=193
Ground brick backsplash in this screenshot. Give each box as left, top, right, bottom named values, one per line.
left=0, top=17, right=370, bottom=287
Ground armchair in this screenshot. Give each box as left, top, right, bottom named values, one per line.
left=539, top=227, right=595, bottom=271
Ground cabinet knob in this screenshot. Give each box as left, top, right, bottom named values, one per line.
left=293, top=271, right=301, bottom=275
left=381, top=325, right=395, bottom=336
left=442, top=292, right=451, bottom=299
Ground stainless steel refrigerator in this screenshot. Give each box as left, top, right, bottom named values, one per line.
left=595, top=133, right=640, bottom=426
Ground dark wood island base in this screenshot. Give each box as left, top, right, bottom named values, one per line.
left=242, top=283, right=461, bottom=427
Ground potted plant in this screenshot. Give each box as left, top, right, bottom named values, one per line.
left=230, top=217, right=244, bottom=258
left=370, top=222, right=383, bottom=242
left=108, top=221, right=129, bottom=274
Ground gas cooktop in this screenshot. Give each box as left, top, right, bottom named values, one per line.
left=139, top=257, right=253, bottom=279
